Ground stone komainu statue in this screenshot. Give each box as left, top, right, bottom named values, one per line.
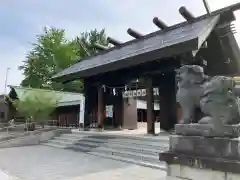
left=177, top=65, right=240, bottom=127
left=199, top=76, right=240, bottom=127
left=176, top=65, right=208, bottom=124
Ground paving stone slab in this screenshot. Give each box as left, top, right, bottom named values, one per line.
left=0, top=146, right=164, bottom=180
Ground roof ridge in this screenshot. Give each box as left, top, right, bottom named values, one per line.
left=56, top=2, right=240, bottom=71
left=8, top=85, right=83, bottom=95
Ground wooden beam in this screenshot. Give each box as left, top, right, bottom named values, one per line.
left=107, top=37, right=122, bottom=46
left=94, top=43, right=108, bottom=51
left=179, top=6, right=195, bottom=21
left=127, top=28, right=143, bottom=39
left=202, top=0, right=211, bottom=15
left=153, top=17, right=168, bottom=29
left=76, top=37, right=90, bottom=56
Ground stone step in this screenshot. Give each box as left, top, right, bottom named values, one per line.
left=45, top=141, right=166, bottom=170
left=69, top=143, right=162, bottom=164
left=73, top=140, right=167, bottom=156
left=69, top=132, right=169, bottom=141
left=61, top=133, right=168, bottom=148
left=70, top=144, right=159, bottom=163
left=43, top=131, right=169, bottom=170
left=47, top=139, right=74, bottom=146
left=49, top=137, right=167, bottom=156
left=84, top=149, right=166, bottom=170
left=46, top=138, right=161, bottom=161
left=70, top=131, right=169, bottom=143
left=57, top=135, right=166, bottom=149
left=44, top=142, right=67, bottom=149
left=44, top=141, right=165, bottom=169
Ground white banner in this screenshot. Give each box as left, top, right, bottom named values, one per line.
left=122, top=88, right=159, bottom=98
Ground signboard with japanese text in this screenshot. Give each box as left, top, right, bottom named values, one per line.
left=122, top=88, right=159, bottom=98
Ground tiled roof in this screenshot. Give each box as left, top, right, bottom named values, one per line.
left=53, top=15, right=219, bottom=80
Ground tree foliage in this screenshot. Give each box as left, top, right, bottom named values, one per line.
left=12, top=91, right=60, bottom=123
left=19, top=27, right=109, bottom=92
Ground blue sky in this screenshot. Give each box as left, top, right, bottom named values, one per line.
left=0, top=0, right=240, bottom=93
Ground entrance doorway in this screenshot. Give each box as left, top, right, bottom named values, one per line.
left=88, top=104, right=119, bottom=129
left=137, top=109, right=160, bottom=122
left=104, top=105, right=115, bottom=128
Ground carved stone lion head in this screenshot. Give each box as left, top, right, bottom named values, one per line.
left=203, top=76, right=235, bottom=95
left=176, top=65, right=207, bottom=88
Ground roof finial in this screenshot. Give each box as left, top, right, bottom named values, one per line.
left=127, top=28, right=143, bottom=39
left=107, top=37, right=122, bottom=46
left=153, top=17, right=168, bottom=29
left=179, top=6, right=195, bottom=21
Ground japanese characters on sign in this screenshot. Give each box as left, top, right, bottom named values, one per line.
left=122, top=88, right=159, bottom=98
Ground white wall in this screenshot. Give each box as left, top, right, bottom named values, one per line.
left=136, top=100, right=160, bottom=110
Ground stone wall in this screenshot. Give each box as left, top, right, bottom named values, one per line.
left=0, top=128, right=71, bottom=149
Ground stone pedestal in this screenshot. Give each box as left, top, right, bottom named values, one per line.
left=175, top=124, right=240, bottom=138
left=160, top=124, right=240, bottom=180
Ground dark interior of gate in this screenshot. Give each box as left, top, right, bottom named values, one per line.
left=53, top=3, right=240, bottom=133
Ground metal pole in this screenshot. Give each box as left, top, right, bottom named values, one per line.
left=4, top=68, right=10, bottom=95
left=3, top=68, right=10, bottom=127
left=202, top=0, right=211, bottom=15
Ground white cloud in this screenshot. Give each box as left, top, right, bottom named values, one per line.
left=0, top=0, right=240, bottom=94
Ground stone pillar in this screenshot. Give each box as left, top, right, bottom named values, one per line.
left=146, top=76, right=155, bottom=134
left=159, top=71, right=178, bottom=131
left=97, top=85, right=105, bottom=128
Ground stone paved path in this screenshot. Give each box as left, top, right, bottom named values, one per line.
left=0, top=146, right=166, bottom=180
left=0, top=169, right=19, bottom=180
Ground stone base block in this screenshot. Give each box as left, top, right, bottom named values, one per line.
left=175, top=124, right=240, bottom=138
left=159, top=151, right=240, bottom=178
left=169, top=135, right=240, bottom=159
left=166, top=164, right=240, bottom=180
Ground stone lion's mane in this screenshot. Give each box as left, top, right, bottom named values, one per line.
left=177, top=65, right=240, bottom=126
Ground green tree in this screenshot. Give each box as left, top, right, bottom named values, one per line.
left=12, top=91, right=60, bottom=130
left=19, top=27, right=109, bottom=92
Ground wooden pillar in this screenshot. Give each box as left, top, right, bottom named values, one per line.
left=146, top=76, right=155, bottom=134
left=97, top=85, right=105, bottom=128
left=114, top=89, right=123, bottom=128
left=83, top=79, right=91, bottom=129
left=159, top=71, right=178, bottom=131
